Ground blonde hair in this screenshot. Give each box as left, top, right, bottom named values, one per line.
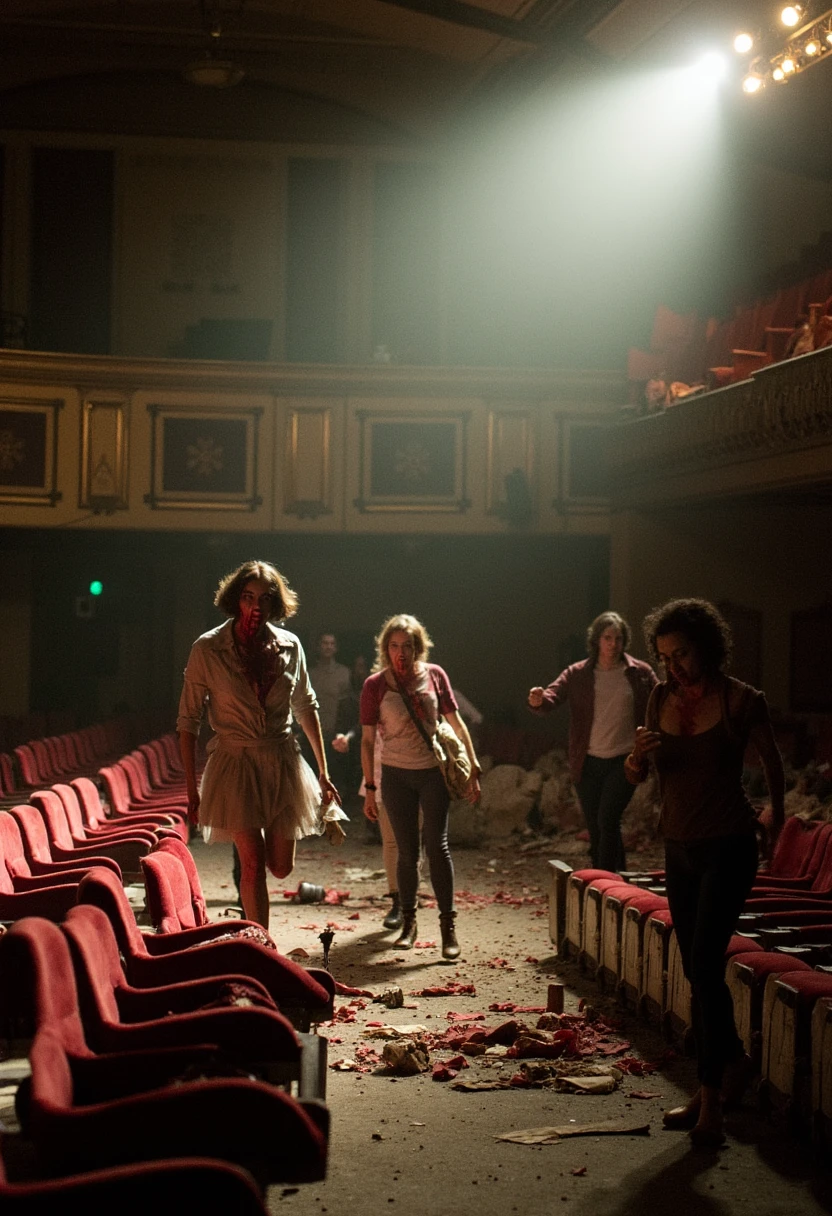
left=373, top=613, right=434, bottom=673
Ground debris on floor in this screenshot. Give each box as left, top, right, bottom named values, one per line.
left=495, top=1117, right=651, bottom=1144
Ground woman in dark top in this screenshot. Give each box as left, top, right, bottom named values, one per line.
left=528, top=611, right=657, bottom=871
left=626, top=599, right=784, bottom=1148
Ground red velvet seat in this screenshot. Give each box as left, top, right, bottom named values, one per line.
left=0, top=1151, right=272, bottom=1214
left=762, top=969, right=832, bottom=1127
left=726, top=949, right=814, bottom=1063
left=118, top=754, right=190, bottom=812
left=0, top=816, right=82, bottom=923
left=8, top=806, right=121, bottom=881
left=51, top=783, right=159, bottom=848
left=28, top=790, right=149, bottom=879
left=61, top=903, right=304, bottom=1086
left=98, top=765, right=188, bottom=835
left=71, top=776, right=185, bottom=840
left=142, top=847, right=277, bottom=950
left=77, top=867, right=334, bottom=1030
left=28, top=1026, right=328, bottom=1187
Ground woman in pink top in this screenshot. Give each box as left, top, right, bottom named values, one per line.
left=360, top=613, right=481, bottom=959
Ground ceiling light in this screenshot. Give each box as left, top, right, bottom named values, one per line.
left=782, top=55, right=797, bottom=72
left=742, top=72, right=764, bottom=92
left=183, top=56, right=245, bottom=87
left=734, top=32, right=754, bottom=53
left=805, top=37, right=821, bottom=54
left=780, top=5, right=803, bottom=27
left=772, top=64, right=787, bottom=80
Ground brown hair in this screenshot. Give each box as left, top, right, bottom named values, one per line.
left=214, top=560, right=299, bottom=621
left=372, top=613, right=434, bottom=673
left=586, top=611, right=631, bottom=665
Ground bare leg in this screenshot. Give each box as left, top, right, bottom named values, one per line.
left=265, top=823, right=296, bottom=880
left=233, top=830, right=268, bottom=929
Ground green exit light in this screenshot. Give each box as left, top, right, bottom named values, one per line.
left=89, top=580, right=103, bottom=596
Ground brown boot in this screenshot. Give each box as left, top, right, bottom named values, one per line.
left=439, top=911, right=460, bottom=960
left=396, top=911, right=417, bottom=949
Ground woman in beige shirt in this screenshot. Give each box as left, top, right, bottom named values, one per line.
left=177, top=560, right=344, bottom=929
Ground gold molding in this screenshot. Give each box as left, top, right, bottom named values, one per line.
left=283, top=405, right=332, bottom=518
left=80, top=396, right=129, bottom=512
left=0, top=396, right=63, bottom=506
left=355, top=410, right=469, bottom=514
left=144, top=402, right=263, bottom=511
left=485, top=407, right=535, bottom=515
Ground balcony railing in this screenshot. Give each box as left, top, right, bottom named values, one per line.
left=607, top=344, right=832, bottom=505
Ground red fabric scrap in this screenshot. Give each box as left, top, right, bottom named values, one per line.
left=324, top=888, right=351, bottom=904
left=411, top=983, right=477, bottom=997
left=488, top=1002, right=517, bottom=1013
left=348, top=912, right=361, bottom=920
left=446, top=1012, right=486, bottom=1023
left=414, top=940, right=437, bottom=949
left=431, top=1062, right=459, bottom=1082
left=334, top=982, right=374, bottom=997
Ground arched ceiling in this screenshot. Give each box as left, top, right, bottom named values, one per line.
left=1, top=0, right=831, bottom=175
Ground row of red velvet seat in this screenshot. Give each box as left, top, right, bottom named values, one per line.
left=547, top=814, right=832, bottom=1143
left=0, top=736, right=334, bottom=1203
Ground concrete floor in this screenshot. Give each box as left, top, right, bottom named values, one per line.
left=190, top=825, right=832, bottom=1216
left=2, top=821, right=831, bottom=1214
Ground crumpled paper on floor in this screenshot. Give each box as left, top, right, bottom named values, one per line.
left=495, top=1117, right=650, bottom=1144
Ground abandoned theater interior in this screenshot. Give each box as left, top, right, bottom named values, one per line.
left=0, top=0, right=832, bottom=1211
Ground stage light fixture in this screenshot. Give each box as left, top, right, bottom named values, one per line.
left=805, top=37, right=821, bottom=53
left=734, top=31, right=755, bottom=53
left=780, top=5, right=803, bottom=26
left=782, top=55, right=797, bottom=71
left=742, top=72, right=764, bottom=92
left=772, top=64, right=787, bottom=79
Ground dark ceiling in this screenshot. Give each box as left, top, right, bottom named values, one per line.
left=1, top=0, right=831, bottom=177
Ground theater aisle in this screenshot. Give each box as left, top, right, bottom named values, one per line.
left=192, top=832, right=832, bottom=1216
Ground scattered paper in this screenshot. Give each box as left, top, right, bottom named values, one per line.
left=496, top=1118, right=650, bottom=1144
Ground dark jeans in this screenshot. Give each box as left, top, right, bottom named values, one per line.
left=664, top=833, right=758, bottom=1088
left=381, top=764, right=453, bottom=916
left=575, top=754, right=634, bottom=872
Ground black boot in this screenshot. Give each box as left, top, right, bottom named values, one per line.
left=396, top=911, right=417, bottom=949
left=439, top=911, right=460, bottom=960
left=383, top=892, right=403, bottom=932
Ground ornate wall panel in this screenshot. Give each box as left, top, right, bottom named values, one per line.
left=80, top=396, right=129, bottom=511
left=283, top=403, right=333, bottom=519
left=486, top=407, right=535, bottom=518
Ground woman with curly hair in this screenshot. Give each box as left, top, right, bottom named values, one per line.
left=177, top=560, right=346, bottom=930
left=626, top=598, right=784, bottom=1147
left=528, top=611, right=658, bottom=872
left=359, top=613, right=481, bottom=959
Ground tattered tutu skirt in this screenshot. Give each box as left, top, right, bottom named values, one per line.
left=198, top=735, right=322, bottom=844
